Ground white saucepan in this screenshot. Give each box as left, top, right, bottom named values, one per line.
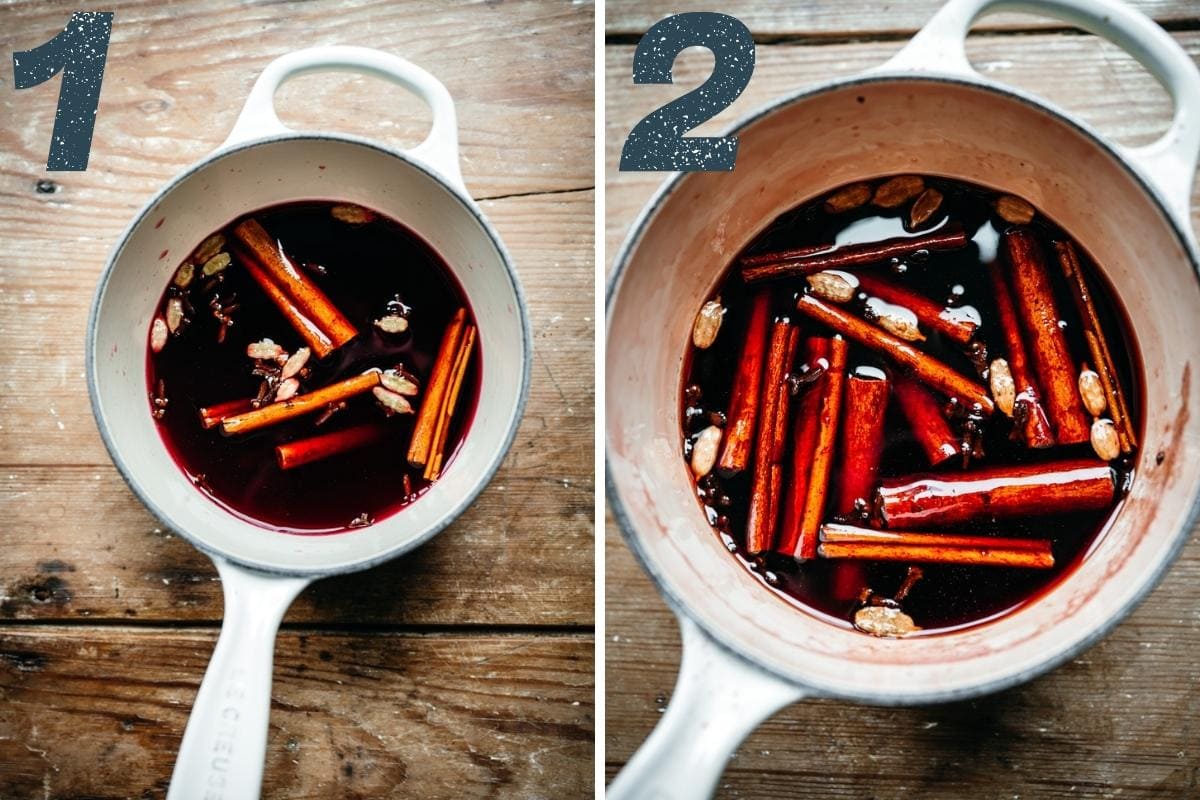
left=87, top=46, right=530, bottom=799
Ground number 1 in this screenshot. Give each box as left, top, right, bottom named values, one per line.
left=13, top=11, right=114, bottom=171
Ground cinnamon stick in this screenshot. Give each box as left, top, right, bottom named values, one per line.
left=876, top=458, right=1115, bottom=529
left=854, top=273, right=979, bottom=345
left=739, top=242, right=829, bottom=269
left=221, top=371, right=382, bottom=436
left=987, top=260, right=1055, bottom=448
left=741, top=226, right=969, bottom=283
left=794, top=335, right=848, bottom=561
left=776, top=337, right=830, bottom=559
left=746, top=322, right=798, bottom=554
left=835, top=370, right=890, bottom=515
left=1053, top=240, right=1136, bottom=453
left=818, top=541, right=1054, bottom=569
left=239, top=256, right=337, bottom=357
left=773, top=329, right=802, bottom=458
left=425, top=323, right=477, bottom=481
left=199, top=397, right=257, bottom=430
left=231, top=219, right=358, bottom=356
left=767, top=327, right=801, bottom=542
left=717, top=291, right=771, bottom=475
left=1004, top=229, right=1090, bottom=444
left=408, top=308, right=467, bottom=470
left=830, top=369, right=889, bottom=598
left=275, top=422, right=388, bottom=470
left=891, top=374, right=958, bottom=466
left=820, top=522, right=1052, bottom=551
left=794, top=293, right=994, bottom=415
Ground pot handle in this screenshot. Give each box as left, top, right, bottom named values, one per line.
left=165, top=558, right=311, bottom=800
left=222, top=45, right=465, bottom=190
left=607, top=614, right=809, bottom=800
left=881, top=0, right=1200, bottom=227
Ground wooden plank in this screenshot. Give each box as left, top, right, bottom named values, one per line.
left=604, top=516, right=1200, bottom=798
left=0, top=0, right=593, bottom=200
left=605, top=33, right=1200, bottom=273
left=606, top=1, right=1199, bottom=38
left=0, top=628, right=593, bottom=798
left=0, top=464, right=593, bottom=625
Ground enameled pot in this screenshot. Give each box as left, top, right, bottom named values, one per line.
left=87, top=47, right=531, bottom=799
left=606, top=1, right=1200, bottom=797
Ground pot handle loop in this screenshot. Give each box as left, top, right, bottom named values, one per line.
left=607, top=614, right=809, bottom=800
left=222, top=45, right=464, bottom=190
left=882, top=0, right=1200, bottom=225
left=165, top=558, right=310, bottom=800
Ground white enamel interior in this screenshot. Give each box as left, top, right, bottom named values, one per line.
left=90, top=136, right=526, bottom=574
left=607, top=78, right=1200, bottom=703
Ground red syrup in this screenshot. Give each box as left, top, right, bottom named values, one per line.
left=147, top=201, right=479, bottom=534
left=681, top=176, right=1142, bottom=635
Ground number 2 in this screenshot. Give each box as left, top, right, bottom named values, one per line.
left=619, top=12, right=755, bottom=172
left=13, top=11, right=114, bottom=171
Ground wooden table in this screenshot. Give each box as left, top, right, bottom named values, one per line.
left=0, top=2, right=593, bottom=797
left=605, top=3, right=1200, bottom=797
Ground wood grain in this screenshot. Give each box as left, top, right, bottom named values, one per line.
left=606, top=33, right=1200, bottom=271
left=0, top=628, right=593, bottom=799
left=605, top=21, right=1200, bottom=800
left=606, top=1, right=1199, bottom=38
left=0, top=462, right=592, bottom=626
left=0, top=0, right=593, bottom=199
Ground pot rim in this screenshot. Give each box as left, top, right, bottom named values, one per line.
left=86, top=130, right=533, bottom=579
left=605, top=72, right=1200, bottom=704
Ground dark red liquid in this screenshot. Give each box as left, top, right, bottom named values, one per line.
left=682, top=177, right=1141, bottom=634
left=147, top=201, right=478, bottom=534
